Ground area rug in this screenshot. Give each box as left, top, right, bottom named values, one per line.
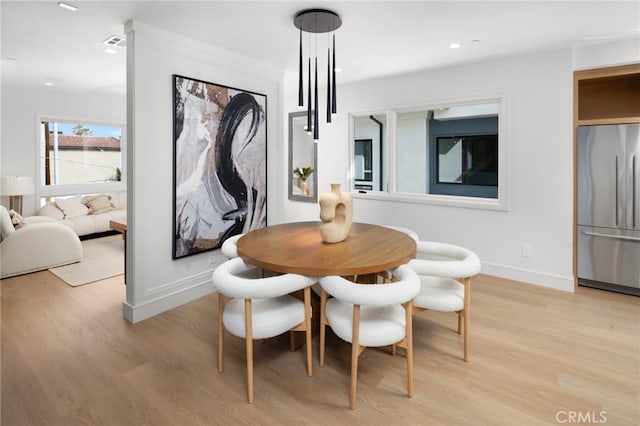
left=49, top=235, right=124, bottom=286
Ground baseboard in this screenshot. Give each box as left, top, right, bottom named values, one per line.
left=122, top=272, right=215, bottom=323
left=480, top=262, right=574, bottom=292
left=120, top=262, right=574, bottom=323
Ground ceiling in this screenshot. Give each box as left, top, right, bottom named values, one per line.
left=1, top=1, right=639, bottom=96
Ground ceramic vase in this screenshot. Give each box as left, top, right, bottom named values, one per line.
left=319, top=183, right=353, bottom=243
left=299, top=180, right=309, bottom=196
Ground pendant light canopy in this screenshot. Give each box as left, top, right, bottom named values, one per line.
left=294, top=8, right=341, bottom=140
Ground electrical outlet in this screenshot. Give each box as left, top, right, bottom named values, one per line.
left=209, top=254, right=217, bottom=265
left=521, top=244, right=532, bottom=258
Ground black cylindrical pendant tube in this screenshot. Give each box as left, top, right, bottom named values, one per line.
left=307, top=57, right=312, bottom=132
left=314, top=56, right=319, bottom=140
left=332, top=34, right=337, bottom=114
left=327, top=48, right=332, bottom=123
left=298, top=29, right=303, bottom=107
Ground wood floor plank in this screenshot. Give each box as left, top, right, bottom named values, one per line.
left=1, top=271, right=638, bottom=425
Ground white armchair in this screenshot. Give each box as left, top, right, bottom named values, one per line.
left=220, top=233, right=244, bottom=259
left=212, top=257, right=315, bottom=403
left=384, top=225, right=420, bottom=243
left=1, top=205, right=82, bottom=278
left=408, top=241, right=481, bottom=362
left=319, top=265, right=421, bottom=409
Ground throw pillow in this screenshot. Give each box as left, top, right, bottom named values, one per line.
left=56, top=197, right=89, bottom=218
left=0, top=207, right=15, bottom=240
left=39, top=202, right=65, bottom=220
left=8, top=209, right=27, bottom=230
left=85, top=195, right=115, bottom=215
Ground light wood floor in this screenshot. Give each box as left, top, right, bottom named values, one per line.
left=1, top=272, right=638, bottom=425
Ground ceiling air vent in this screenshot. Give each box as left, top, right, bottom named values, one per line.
left=102, top=35, right=126, bottom=48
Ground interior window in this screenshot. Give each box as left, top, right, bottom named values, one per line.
left=351, top=99, right=504, bottom=208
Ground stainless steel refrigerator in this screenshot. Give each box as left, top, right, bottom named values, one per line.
left=578, top=123, right=640, bottom=296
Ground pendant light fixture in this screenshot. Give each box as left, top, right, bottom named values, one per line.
left=294, top=8, right=342, bottom=141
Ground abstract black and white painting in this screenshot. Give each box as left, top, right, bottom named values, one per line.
left=172, top=75, right=267, bottom=259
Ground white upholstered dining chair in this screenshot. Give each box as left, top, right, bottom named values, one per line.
left=220, top=232, right=264, bottom=279
left=220, top=233, right=244, bottom=258
left=407, top=241, right=481, bottom=362
left=383, top=225, right=419, bottom=243
left=212, top=257, right=315, bottom=403
left=319, top=265, right=421, bottom=409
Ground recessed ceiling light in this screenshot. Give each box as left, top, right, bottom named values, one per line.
left=104, top=48, right=117, bottom=54
left=449, top=42, right=461, bottom=49
left=57, top=2, right=78, bottom=11
left=44, top=82, right=54, bottom=86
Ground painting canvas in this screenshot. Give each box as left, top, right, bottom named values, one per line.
left=172, top=75, right=267, bottom=259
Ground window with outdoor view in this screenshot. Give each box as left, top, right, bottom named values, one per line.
left=436, top=135, right=498, bottom=186
left=40, top=121, right=123, bottom=186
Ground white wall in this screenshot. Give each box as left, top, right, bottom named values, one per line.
left=0, top=87, right=125, bottom=215
left=282, top=48, right=576, bottom=291
left=124, top=21, right=283, bottom=323
left=573, top=37, right=640, bottom=70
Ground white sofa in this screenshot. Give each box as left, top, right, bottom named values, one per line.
left=37, top=193, right=126, bottom=237
left=0, top=205, right=82, bottom=278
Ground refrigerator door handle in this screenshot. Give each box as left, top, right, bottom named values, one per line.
left=615, top=156, right=619, bottom=226
left=583, top=231, right=640, bottom=242
left=633, top=155, right=636, bottom=229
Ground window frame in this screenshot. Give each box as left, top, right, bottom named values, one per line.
left=36, top=116, right=126, bottom=202
left=348, top=94, right=508, bottom=211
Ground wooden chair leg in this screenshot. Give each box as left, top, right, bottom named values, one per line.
left=463, top=278, right=471, bottom=362
left=405, top=301, right=414, bottom=398
left=289, top=330, right=296, bottom=352
left=457, top=313, right=462, bottom=334
left=320, top=289, right=327, bottom=367
left=304, top=286, right=312, bottom=377
left=350, top=304, right=361, bottom=410
left=244, top=299, right=254, bottom=403
left=217, top=293, right=225, bottom=373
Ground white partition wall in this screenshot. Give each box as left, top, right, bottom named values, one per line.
left=124, top=21, right=282, bottom=323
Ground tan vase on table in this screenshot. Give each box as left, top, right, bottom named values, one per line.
left=319, top=183, right=353, bottom=243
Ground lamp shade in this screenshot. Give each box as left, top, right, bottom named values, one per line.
left=0, top=176, right=34, bottom=196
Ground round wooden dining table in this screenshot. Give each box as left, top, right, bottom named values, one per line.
left=236, top=221, right=416, bottom=276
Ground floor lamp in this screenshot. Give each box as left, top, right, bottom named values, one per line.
left=1, top=176, right=34, bottom=215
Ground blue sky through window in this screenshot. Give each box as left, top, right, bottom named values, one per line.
left=55, top=123, right=121, bottom=138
